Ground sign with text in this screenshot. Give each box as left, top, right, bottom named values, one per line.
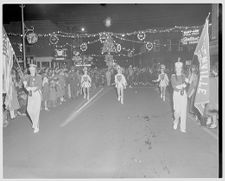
left=194, top=19, right=210, bottom=115
left=181, top=29, right=200, bottom=45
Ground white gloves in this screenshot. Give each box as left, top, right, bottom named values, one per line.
left=26, top=87, right=36, bottom=91
left=176, top=83, right=186, bottom=89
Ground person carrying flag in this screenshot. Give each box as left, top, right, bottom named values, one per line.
left=23, top=64, right=42, bottom=133
left=171, top=60, right=189, bottom=133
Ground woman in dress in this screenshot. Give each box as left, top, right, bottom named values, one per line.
left=49, top=72, right=57, bottom=108
left=42, top=71, right=50, bottom=111
left=58, top=70, right=66, bottom=103
left=8, top=70, right=20, bottom=119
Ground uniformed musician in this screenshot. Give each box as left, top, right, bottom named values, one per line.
left=23, top=64, right=42, bottom=133
left=171, top=61, right=189, bottom=133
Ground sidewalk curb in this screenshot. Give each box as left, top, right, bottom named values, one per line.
left=188, top=114, right=218, bottom=140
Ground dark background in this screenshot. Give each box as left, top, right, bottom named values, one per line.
left=3, top=4, right=212, bottom=33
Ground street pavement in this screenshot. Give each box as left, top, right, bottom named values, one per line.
left=3, top=86, right=218, bottom=178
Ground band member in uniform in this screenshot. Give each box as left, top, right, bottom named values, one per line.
left=115, top=66, right=127, bottom=104
left=153, top=64, right=169, bottom=101
left=171, top=61, right=189, bottom=133
left=23, top=64, right=42, bottom=133
left=81, top=67, right=92, bottom=100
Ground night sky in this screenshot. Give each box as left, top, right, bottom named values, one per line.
left=3, top=4, right=212, bottom=33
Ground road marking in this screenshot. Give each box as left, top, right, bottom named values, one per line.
left=60, top=88, right=104, bottom=127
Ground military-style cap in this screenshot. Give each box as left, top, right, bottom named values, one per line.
left=160, top=64, right=166, bottom=69
left=29, top=64, right=37, bottom=70
left=175, top=61, right=183, bottom=69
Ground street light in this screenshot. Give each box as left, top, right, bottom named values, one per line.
left=20, top=4, right=26, bottom=69
left=20, top=4, right=36, bottom=69
left=81, top=27, right=85, bottom=32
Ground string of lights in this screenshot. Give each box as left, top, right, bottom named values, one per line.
left=9, top=24, right=201, bottom=58
left=7, top=25, right=204, bottom=38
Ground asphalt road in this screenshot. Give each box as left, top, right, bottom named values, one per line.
left=3, top=86, right=218, bottom=178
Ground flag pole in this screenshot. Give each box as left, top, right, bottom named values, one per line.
left=206, top=12, right=211, bottom=21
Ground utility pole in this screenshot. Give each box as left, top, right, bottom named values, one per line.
left=20, top=4, right=26, bottom=69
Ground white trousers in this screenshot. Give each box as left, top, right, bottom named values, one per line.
left=173, top=91, right=187, bottom=131
left=27, top=90, right=42, bottom=129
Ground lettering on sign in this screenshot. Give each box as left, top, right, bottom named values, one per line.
left=182, top=29, right=200, bottom=45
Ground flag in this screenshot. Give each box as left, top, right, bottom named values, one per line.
left=2, top=26, right=15, bottom=108
left=193, top=17, right=210, bottom=115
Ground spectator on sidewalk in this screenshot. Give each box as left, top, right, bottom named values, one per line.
left=187, top=64, right=199, bottom=116
left=8, top=70, right=20, bottom=120
left=42, top=72, right=50, bottom=111
left=128, top=65, right=134, bottom=88
left=205, top=62, right=218, bottom=129
left=106, top=67, right=112, bottom=86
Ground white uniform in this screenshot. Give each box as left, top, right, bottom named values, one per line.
left=171, top=73, right=188, bottom=132
left=24, top=74, right=42, bottom=133
left=158, top=73, right=169, bottom=87
left=115, top=73, right=127, bottom=89
left=115, top=73, right=127, bottom=104
left=154, top=72, right=169, bottom=101
left=81, top=73, right=91, bottom=100
left=81, top=74, right=91, bottom=88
